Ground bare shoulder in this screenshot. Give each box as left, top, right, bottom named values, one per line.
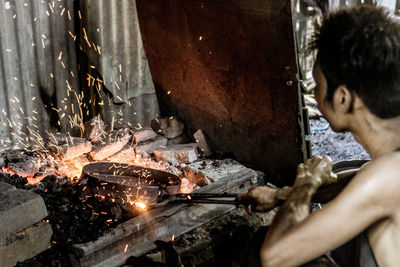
left=356, top=153, right=400, bottom=187
left=340, top=152, right=400, bottom=215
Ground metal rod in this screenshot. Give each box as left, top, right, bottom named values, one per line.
left=170, top=199, right=239, bottom=205
left=173, top=192, right=238, bottom=199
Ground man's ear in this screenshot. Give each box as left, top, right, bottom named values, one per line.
left=333, top=85, right=353, bottom=113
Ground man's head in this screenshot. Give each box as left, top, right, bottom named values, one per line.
left=311, top=5, right=400, bottom=119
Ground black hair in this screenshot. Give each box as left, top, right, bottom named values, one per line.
left=310, top=5, right=400, bottom=118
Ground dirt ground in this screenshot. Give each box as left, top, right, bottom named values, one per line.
left=309, top=117, right=371, bottom=163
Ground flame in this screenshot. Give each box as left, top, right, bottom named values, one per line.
left=57, top=156, right=89, bottom=181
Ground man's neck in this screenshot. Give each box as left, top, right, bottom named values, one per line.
left=349, top=112, right=400, bottom=159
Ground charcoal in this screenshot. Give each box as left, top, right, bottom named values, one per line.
left=0, top=173, right=28, bottom=189
left=1, top=149, right=41, bottom=178
left=0, top=171, right=134, bottom=266
left=7, top=158, right=41, bottom=178
left=2, top=149, right=30, bottom=163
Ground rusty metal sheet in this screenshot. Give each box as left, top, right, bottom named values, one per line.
left=136, top=0, right=305, bottom=185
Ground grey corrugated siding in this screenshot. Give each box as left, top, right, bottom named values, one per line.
left=79, top=0, right=159, bottom=129
left=0, top=0, right=80, bottom=150
left=0, top=0, right=158, bottom=150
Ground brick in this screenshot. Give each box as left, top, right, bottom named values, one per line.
left=151, top=117, right=185, bottom=139
left=154, top=143, right=198, bottom=164
left=0, top=189, right=47, bottom=235
left=89, top=129, right=131, bottom=161
left=185, top=159, right=248, bottom=183
left=193, top=129, right=213, bottom=157
left=0, top=220, right=52, bottom=267
left=83, top=116, right=105, bottom=143
left=132, top=127, right=157, bottom=143
left=106, top=145, right=136, bottom=163
left=167, top=133, right=191, bottom=146
left=48, top=137, right=92, bottom=161
left=0, top=182, right=15, bottom=193
left=135, top=135, right=168, bottom=155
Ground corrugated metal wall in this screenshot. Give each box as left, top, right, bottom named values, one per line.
left=0, top=0, right=80, bottom=150
left=0, top=0, right=159, bottom=150
left=79, top=0, right=159, bottom=129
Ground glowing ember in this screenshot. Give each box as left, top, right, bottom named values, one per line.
left=134, top=201, right=147, bottom=210
left=180, top=177, right=196, bottom=194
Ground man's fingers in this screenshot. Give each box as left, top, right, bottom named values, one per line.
left=254, top=204, right=275, bottom=212
left=323, top=155, right=332, bottom=162
left=236, top=192, right=253, bottom=202
left=297, top=163, right=305, bottom=174
left=246, top=204, right=252, bottom=214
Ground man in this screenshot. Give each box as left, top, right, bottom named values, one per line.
left=238, top=5, right=400, bottom=266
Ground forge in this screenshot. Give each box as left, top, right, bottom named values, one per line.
left=0, top=0, right=308, bottom=266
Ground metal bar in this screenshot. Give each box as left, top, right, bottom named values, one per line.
left=174, top=192, right=238, bottom=199
left=171, top=199, right=239, bottom=205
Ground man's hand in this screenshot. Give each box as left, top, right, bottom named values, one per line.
left=237, top=156, right=336, bottom=213
left=295, top=156, right=337, bottom=187
left=237, top=186, right=283, bottom=212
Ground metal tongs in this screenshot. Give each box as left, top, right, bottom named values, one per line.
left=153, top=192, right=241, bottom=208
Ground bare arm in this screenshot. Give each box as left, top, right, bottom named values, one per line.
left=262, top=156, right=336, bottom=249
left=236, top=163, right=360, bottom=212
left=259, top=155, right=397, bottom=267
